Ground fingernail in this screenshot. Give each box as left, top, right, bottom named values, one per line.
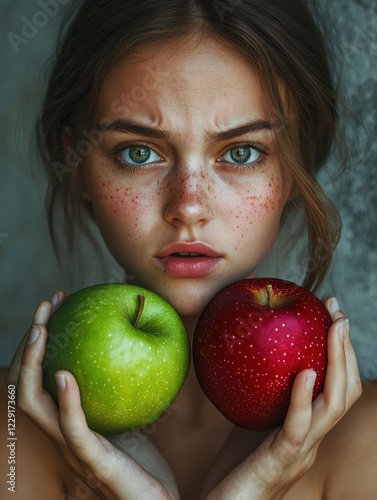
left=27, top=325, right=41, bottom=344
left=330, top=297, right=339, bottom=314
left=51, top=292, right=59, bottom=306
left=55, top=373, right=66, bottom=392
left=305, top=372, right=317, bottom=392
left=338, top=321, right=346, bottom=341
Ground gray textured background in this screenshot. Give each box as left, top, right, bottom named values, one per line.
left=1, top=0, right=376, bottom=380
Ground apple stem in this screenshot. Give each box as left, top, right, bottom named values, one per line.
left=133, top=295, right=145, bottom=328
left=266, top=284, right=274, bottom=308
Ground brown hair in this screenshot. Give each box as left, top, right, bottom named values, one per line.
left=35, top=0, right=342, bottom=292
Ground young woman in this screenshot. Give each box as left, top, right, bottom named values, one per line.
left=1, top=0, right=376, bottom=498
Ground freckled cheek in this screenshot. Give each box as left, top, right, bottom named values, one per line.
left=89, top=178, right=155, bottom=234
left=259, top=175, right=285, bottom=213
left=225, top=174, right=286, bottom=225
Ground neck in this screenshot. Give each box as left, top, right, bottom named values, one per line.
left=176, top=314, right=208, bottom=421
left=181, top=315, right=199, bottom=340
left=174, top=315, right=233, bottom=432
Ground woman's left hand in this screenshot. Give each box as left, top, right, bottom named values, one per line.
left=203, top=297, right=362, bottom=500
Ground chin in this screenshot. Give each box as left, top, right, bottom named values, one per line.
left=166, top=290, right=211, bottom=318
left=135, top=279, right=218, bottom=319
left=163, top=278, right=245, bottom=319
left=172, top=301, right=205, bottom=319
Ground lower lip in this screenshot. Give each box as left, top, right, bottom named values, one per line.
left=155, top=256, right=222, bottom=278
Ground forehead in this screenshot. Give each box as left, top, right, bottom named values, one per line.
left=97, top=36, right=270, bottom=131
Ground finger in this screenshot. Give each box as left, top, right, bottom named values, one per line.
left=342, top=320, right=363, bottom=408
left=16, top=324, right=64, bottom=443
left=10, top=301, right=52, bottom=384
left=6, top=327, right=32, bottom=385
left=32, top=290, right=67, bottom=326
left=6, top=293, right=67, bottom=386
left=7, top=299, right=52, bottom=385
left=270, top=370, right=316, bottom=464
left=56, top=371, right=93, bottom=444
left=33, top=299, right=53, bottom=326
left=55, top=371, right=111, bottom=466
left=323, top=296, right=347, bottom=322
left=310, top=318, right=348, bottom=438
left=322, top=297, right=361, bottom=403
left=50, top=290, right=68, bottom=315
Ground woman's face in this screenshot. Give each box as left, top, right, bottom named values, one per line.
left=83, top=36, right=293, bottom=318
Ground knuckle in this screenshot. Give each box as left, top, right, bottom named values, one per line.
left=63, top=427, right=91, bottom=457
left=287, top=435, right=306, bottom=456
left=66, top=434, right=87, bottom=455
left=279, top=431, right=307, bottom=464
left=328, top=400, right=347, bottom=421
left=255, top=455, right=284, bottom=485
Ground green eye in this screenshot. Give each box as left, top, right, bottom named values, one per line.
left=222, top=146, right=261, bottom=165
left=120, top=146, right=160, bottom=165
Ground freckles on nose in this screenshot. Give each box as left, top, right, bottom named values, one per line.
left=177, top=171, right=207, bottom=195
left=162, top=168, right=215, bottom=222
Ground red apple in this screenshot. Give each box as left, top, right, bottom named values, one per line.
left=193, top=278, right=332, bottom=431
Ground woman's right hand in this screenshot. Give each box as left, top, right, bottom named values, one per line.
left=201, top=297, right=362, bottom=500
left=6, top=293, right=179, bottom=500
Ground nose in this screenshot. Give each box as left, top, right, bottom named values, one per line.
left=163, top=164, right=212, bottom=228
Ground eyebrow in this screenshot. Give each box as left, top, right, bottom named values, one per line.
left=96, top=119, right=170, bottom=140
left=95, top=118, right=272, bottom=142
left=205, top=120, right=272, bottom=142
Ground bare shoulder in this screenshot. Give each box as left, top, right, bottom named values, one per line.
left=320, top=381, right=377, bottom=499
left=0, top=367, right=89, bottom=499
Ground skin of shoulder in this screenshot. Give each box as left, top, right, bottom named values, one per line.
left=0, top=368, right=99, bottom=499
left=318, top=381, right=377, bottom=499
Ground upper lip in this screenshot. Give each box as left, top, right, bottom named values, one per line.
left=156, top=242, right=222, bottom=258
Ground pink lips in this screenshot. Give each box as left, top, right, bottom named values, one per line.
left=155, top=242, right=222, bottom=278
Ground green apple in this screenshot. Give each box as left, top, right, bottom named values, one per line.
left=42, top=283, right=190, bottom=434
